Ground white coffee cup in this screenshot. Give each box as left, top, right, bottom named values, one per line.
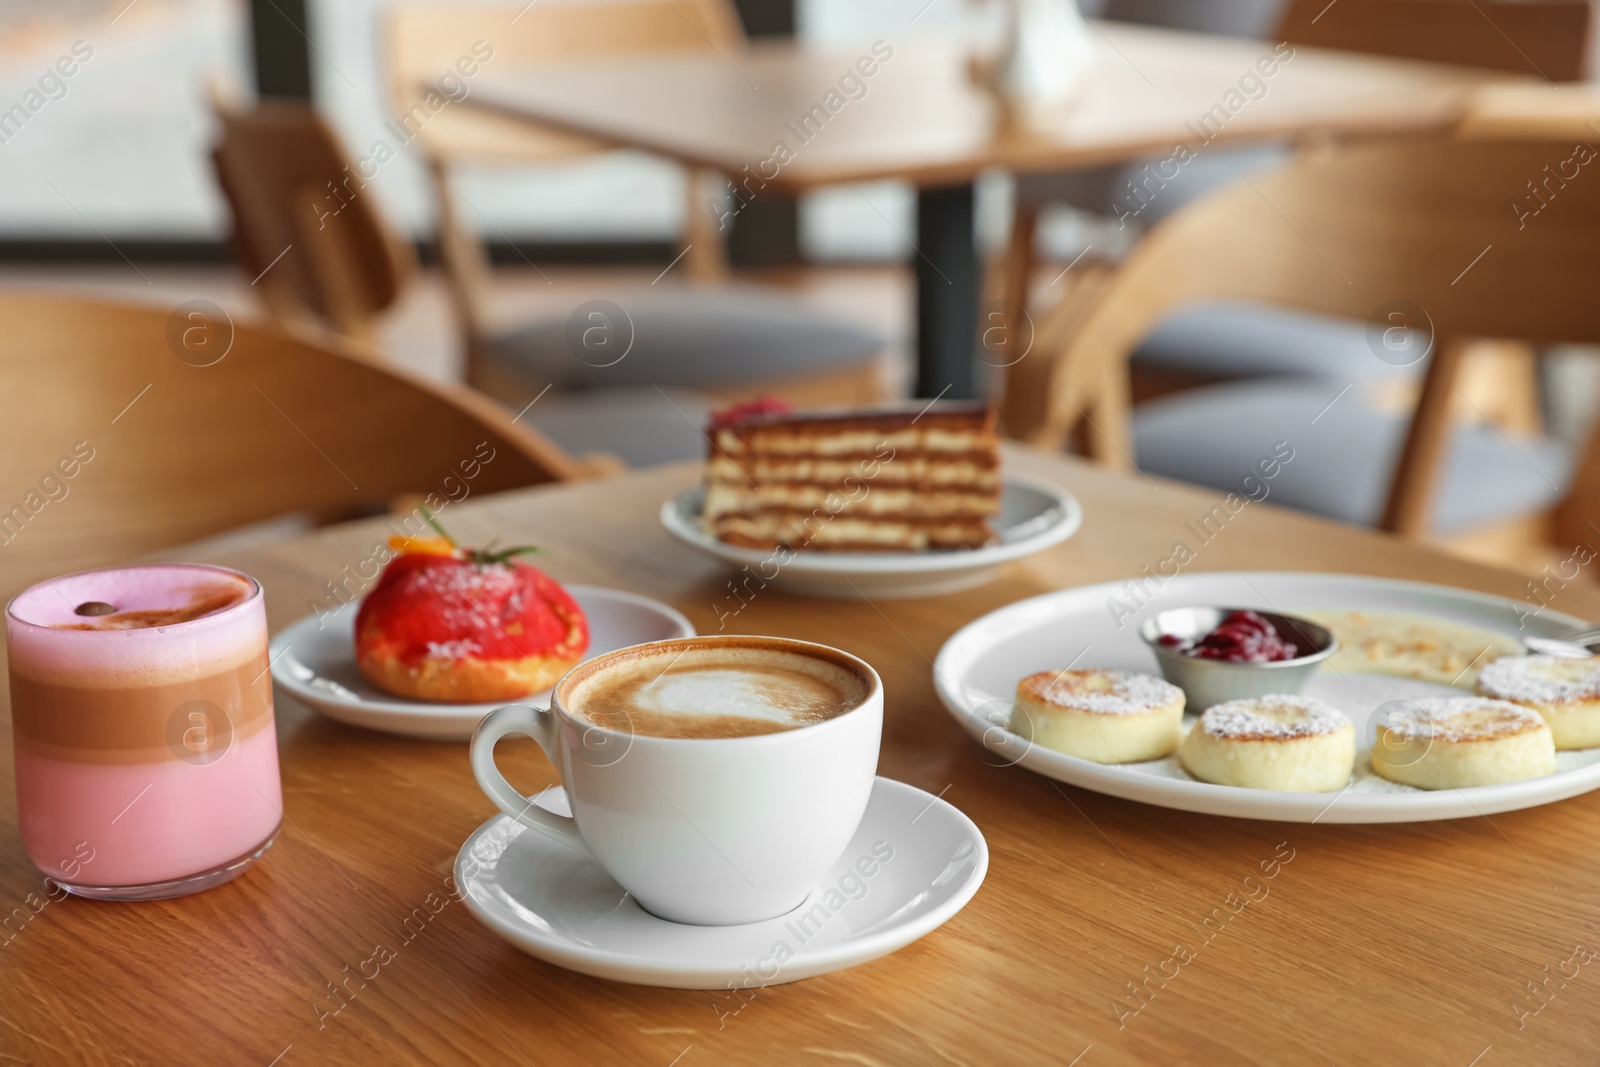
left=469, top=635, right=882, bottom=926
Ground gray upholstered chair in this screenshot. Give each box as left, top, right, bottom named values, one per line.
left=1000, top=0, right=1592, bottom=401
left=387, top=0, right=889, bottom=466
left=1000, top=134, right=1600, bottom=546
left=1131, top=380, right=1570, bottom=535
left=212, top=99, right=885, bottom=470
left=1000, top=0, right=1289, bottom=391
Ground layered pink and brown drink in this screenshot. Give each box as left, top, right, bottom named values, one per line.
left=8, top=564, right=283, bottom=898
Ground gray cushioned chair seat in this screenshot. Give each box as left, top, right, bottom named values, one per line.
left=1133, top=379, right=1571, bottom=536
left=484, top=285, right=883, bottom=391
left=1133, top=302, right=1424, bottom=383
left=521, top=386, right=711, bottom=469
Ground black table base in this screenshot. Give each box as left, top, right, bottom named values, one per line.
left=913, top=182, right=980, bottom=400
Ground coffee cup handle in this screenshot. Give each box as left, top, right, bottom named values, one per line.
left=470, top=704, right=586, bottom=849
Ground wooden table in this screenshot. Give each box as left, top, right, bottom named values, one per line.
left=463, top=23, right=1512, bottom=399
left=6, top=448, right=1599, bottom=1064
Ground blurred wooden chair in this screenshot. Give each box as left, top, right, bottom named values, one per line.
left=210, top=97, right=414, bottom=353
left=210, top=96, right=885, bottom=466
left=0, top=294, right=581, bottom=595
left=383, top=1, right=886, bottom=413
left=1000, top=135, right=1600, bottom=550
left=1277, top=0, right=1592, bottom=77
left=1457, top=82, right=1600, bottom=141
left=991, top=0, right=1591, bottom=415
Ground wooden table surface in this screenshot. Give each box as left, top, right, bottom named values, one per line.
left=463, top=22, right=1513, bottom=192
left=5, top=448, right=1599, bottom=1065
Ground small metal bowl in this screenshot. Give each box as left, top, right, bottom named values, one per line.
left=1139, top=607, right=1338, bottom=712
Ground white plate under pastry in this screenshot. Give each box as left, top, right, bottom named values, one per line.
left=659, top=476, right=1083, bottom=599
left=268, top=586, right=694, bottom=741
left=454, top=777, right=987, bottom=988
left=933, top=571, right=1600, bottom=823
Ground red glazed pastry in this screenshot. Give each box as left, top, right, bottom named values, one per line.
left=355, top=530, right=588, bottom=702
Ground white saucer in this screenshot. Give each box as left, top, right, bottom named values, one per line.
left=455, top=776, right=988, bottom=988
left=659, top=476, right=1084, bottom=599
left=268, top=586, right=694, bottom=741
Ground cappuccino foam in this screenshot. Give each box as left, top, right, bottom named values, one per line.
left=566, top=641, right=869, bottom=740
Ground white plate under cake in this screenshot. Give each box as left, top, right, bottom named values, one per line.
left=661, top=479, right=1083, bottom=599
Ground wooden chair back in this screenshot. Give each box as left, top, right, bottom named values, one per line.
left=211, top=100, right=415, bottom=348
left=1276, top=0, right=1592, bottom=80
left=1001, top=134, right=1600, bottom=539
left=0, top=295, right=579, bottom=595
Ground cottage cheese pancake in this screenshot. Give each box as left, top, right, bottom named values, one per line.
left=1477, top=655, right=1600, bottom=750
left=1371, top=696, right=1556, bottom=788
left=1012, top=668, right=1185, bottom=763
left=1180, top=695, right=1355, bottom=792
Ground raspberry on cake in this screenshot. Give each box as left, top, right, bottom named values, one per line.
left=355, top=524, right=588, bottom=703
left=702, top=399, right=1003, bottom=552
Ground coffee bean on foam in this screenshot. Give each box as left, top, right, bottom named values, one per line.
left=565, top=641, right=870, bottom=740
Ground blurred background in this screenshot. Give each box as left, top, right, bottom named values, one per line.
left=5, top=0, right=1600, bottom=587
left=0, top=0, right=1289, bottom=391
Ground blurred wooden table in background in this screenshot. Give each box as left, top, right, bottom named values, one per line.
left=464, top=23, right=1516, bottom=400
left=3, top=446, right=1599, bottom=1063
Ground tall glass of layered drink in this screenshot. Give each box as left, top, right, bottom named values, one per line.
left=7, top=564, right=283, bottom=899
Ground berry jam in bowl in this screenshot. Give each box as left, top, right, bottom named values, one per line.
left=1140, top=607, right=1337, bottom=712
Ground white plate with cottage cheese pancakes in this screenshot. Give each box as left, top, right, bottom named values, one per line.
left=933, top=572, right=1600, bottom=823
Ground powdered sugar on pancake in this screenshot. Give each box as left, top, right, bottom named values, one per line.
left=1478, top=655, right=1600, bottom=705
left=1378, top=696, right=1546, bottom=742
left=1200, top=695, right=1348, bottom=740
left=1019, top=669, right=1182, bottom=715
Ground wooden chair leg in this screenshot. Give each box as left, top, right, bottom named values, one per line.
left=1455, top=339, right=1543, bottom=434
left=1067, top=419, right=1091, bottom=457
left=1552, top=356, right=1600, bottom=549
left=1000, top=263, right=1113, bottom=450
left=683, top=167, right=730, bottom=284
left=998, top=199, right=1036, bottom=329
left=426, top=156, right=496, bottom=383
left=1081, top=358, right=1133, bottom=471
left=1382, top=336, right=1470, bottom=537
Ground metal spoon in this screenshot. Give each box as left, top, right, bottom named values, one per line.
left=1523, top=635, right=1596, bottom=659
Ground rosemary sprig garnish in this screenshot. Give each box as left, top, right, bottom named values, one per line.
left=418, top=505, right=540, bottom=567
left=420, top=503, right=457, bottom=548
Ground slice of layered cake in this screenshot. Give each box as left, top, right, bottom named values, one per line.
left=703, top=400, right=1002, bottom=552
